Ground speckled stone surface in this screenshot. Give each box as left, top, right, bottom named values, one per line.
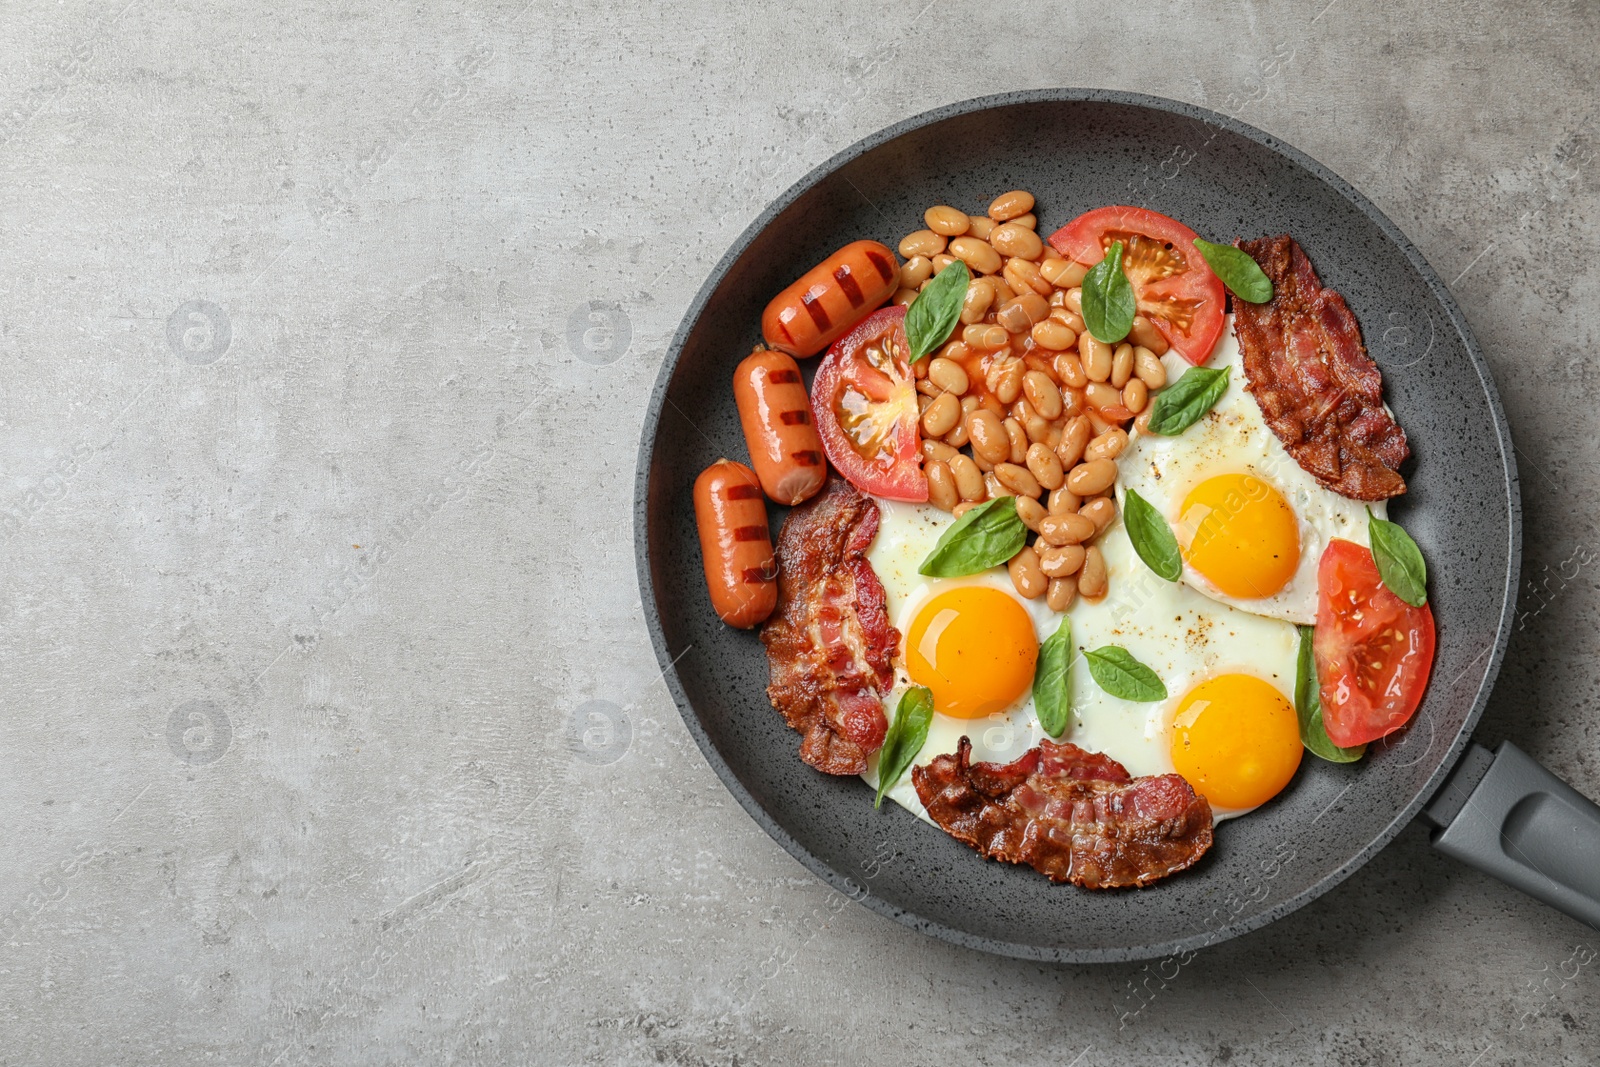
left=1, top=1, right=1597, bottom=1063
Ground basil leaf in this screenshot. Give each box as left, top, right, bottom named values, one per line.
left=1146, top=365, right=1230, bottom=436
left=1193, top=238, right=1274, bottom=304
left=1368, top=508, right=1427, bottom=607
left=905, top=260, right=970, bottom=363
left=1295, top=625, right=1365, bottom=763
left=917, top=496, right=1027, bottom=577
left=875, top=686, right=935, bottom=808
left=1082, top=239, right=1136, bottom=344
left=1084, top=646, right=1167, bottom=702
left=1032, top=618, right=1072, bottom=738
left=1123, top=489, right=1182, bottom=582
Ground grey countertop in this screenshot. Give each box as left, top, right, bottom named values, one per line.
left=2, top=1, right=1597, bottom=1063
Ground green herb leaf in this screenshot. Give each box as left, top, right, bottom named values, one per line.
left=917, top=496, right=1027, bottom=577
left=1193, top=238, right=1274, bottom=304
left=1123, top=489, right=1182, bottom=582
left=1368, top=508, right=1427, bottom=607
left=905, top=260, right=970, bottom=363
left=1082, top=240, right=1136, bottom=344
left=1084, top=646, right=1167, bottom=702
left=1295, top=625, right=1365, bottom=763
left=1146, top=365, right=1231, bottom=436
left=875, top=686, right=935, bottom=808
left=1033, top=618, right=1073, bottom=738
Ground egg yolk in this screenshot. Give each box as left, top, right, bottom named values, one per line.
left=905, top=586, right=1037, bottom=719
left=1176, top=473, right=1301, bottom=599
left=1170, top=674, right=1302, bottom=811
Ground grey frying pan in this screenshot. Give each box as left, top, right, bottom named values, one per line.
left=634, top=90, right=1600, bottom=962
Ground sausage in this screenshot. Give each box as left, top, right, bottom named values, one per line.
left=761, top=240, right=899, bottom=358
left=733, top=347, right=827, bottom=505
left=693, top=460, right=778, bottom=628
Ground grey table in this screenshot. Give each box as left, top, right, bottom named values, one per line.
left=1, top=1, right=1596, bottom=1063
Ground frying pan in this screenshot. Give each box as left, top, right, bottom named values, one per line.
left=635, top=90, right=1600, bottom=961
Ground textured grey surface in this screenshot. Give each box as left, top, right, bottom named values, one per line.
left=0, top=0, right=1595, bottom=1063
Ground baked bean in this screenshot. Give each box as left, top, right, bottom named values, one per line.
left=900, top=229, right=946, bottom=259
left=900, top=256, right=934, bottom=289
left=963, top=323, right=1008, bottom=350
left=921, top=392, right=961, bottom=437
left=995, top=298, right=1033, bottom=334
left=1129, top=314, right=1168, bottom=355
left=1082, top=334, right=1112, bottom=382
left=966, top=215, right=996, bottom=240
left=1012, top=212, right=1037, bottom=230
left=944, top=420, right=970, bottom=448
left=1025, top=415, right=1053, bottom=446
left=990, top=358, right=1025, bottom=403
left=1003, top=417, right=1028, bottom=464
left=1016, top=495, right=1047, bottom=532
left=1066, top=458, right=1118, bottom=496
left=1025, top=442, right=1065, bottom=490
left=1009, top=546, right=1047, bottom=599
left=1124, top=379, right=1149, bottom=414
left=1079, top=496, right=1117, bottom=534
left=918, top=394, right=931, bottom=414
left=1048, top=487, right=1082, bottom=515
left=1040, top=543, right=1087, bottom=579
left=1047, top=576, right=1076, bottom=612
left=927, top=357, right=969, bottom=395
left=916, top=378, right=940, bottom=398
left=927, top=460, right=959, bottom=511
left=932, top=253, right=958, bottom=273
left=1040, top=512, right=1095, bottom=546
left=1111, top=343, right=1134, bottom=388
left=991, top=223, right=1044, bottom=260
left=925, top=205, right=970, bottom=237
left=1004, top=257, right=1053, bottom=298
left=913, top=355, right=928, bottom=378
left=987, top=275, right=1016, bottom=304
left=1134, top=409, right=1154, bottom=435
left=1064, top=287, right=1084, bottom=314
left=1040, top=258, right=1090, bottom=288
left=1022, top=371, right=1063, bottom=419
left=1050, top=307, right=1087, bottom=333
left=892, top=287, right=918, bottom=307
left=1054, top=353, right=1088, bottom=389
left=1078, top=545, right=1108, bottom=598
left=1085, top=381, right=1122, bottom=411
left=1134, top=346, right=1166, bottom=389
left=949, top=453, right=985, bottom=501
left=995, top=462, right=1042, bottom=499
left=939, top=339, right=971, bottom=362
left=1015, top=291, right=1050, bottom=324
left=1032, top=319, right=1077, bottom=351
left=960, top=277, right=996, bottom=325
left=949, top=236, right=1002, bottom=275
left=984, top=471, right=1004, bottom=499
left=1056, top=415, right=1092, bottom=468
left=967, top=409, right=1009, bottom=464
left=1085, top=428, right=1129, bottom=462
left=922, top=439, right=958, bottom=464
left=953, top=501, right=976, bottom=518
left=989, top=190, right=1036, bottom=221
left=1085, top=407, right=1115, bottom=436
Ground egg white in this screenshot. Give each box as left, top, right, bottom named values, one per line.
left=862, top=500, right=1301, bottom=823
left=1116, top=317, right=1385, bottom=625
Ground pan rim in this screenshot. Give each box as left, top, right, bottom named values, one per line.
left=633, top=87, right=1522, bottom=963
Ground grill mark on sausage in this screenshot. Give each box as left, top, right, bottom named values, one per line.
left=833, top=264, right=864, bottom=306
left=800, top=288, right=832, bottom=332
left=864, top=248, right=897, bottom=285
left=778, top=409, right=810, bottom=425
left=767, top=368, right=802, bottom=385
left=732, top=524, right=768, bottom=541
left=725, top=483, right=763, bottom=501
left=790, top=450, right=823, bottom=466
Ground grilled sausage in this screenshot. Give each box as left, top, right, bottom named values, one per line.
left=733, top=347, right=827, bottom=505
left=693, top=460, right=777, bottom=628
left=761, top=240, right=899, bottom=358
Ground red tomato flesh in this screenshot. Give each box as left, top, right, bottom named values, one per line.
left=1313, top=538, right=1436, bottom=747
left=1047, top=206, right=1228, bottom=366
left=809, top=306, right=927, bottom=502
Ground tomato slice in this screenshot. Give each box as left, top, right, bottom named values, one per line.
left=1313, top=539, right=1436, bottom=747
left=1047, top=206, right=1228, bottom=365
left=810, top=306, right=927, bottom=502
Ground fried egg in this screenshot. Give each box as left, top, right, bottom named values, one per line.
left=1116, top=317, right=1384, bottom=625
left=862, top=500, right=1304, bottom=822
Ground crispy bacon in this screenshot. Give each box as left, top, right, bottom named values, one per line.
left=912, top=738, right=1214, bottom=889
left=760, top=477, right=899, bottom=775
left=1233, top=235, right=1410, bottom=501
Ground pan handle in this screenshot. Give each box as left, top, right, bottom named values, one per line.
left=1422, top=741, right=1600, bottom=929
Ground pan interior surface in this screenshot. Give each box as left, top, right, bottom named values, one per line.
left=637, top=92, right=1518, bottom=961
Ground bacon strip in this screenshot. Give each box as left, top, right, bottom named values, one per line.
left=912, top=738, right=1214, bottom=888
left=760, top=477, right=898, bottom=775
left=1233, top=235, right=1410, bottom=500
